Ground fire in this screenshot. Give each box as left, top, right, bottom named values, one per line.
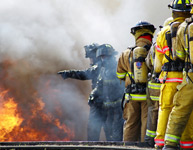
left=0, top=60, right=76, bottom=141
left=0, top=86, right=74, bottom=141
left=0, top=90, right=23, bottom=141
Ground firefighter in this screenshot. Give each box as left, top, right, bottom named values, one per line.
left=153, top=0, right=191, bottom=149
left=58, top=43, right=100, bottom=89
left=144, top=43, right=161, bottom=147
left=58, top=43, right=104, bottom=141
left=163, top=4, right=193, bottom=150
left=91, top=44, right=124, bottom=141
left=116, top=21, right=156, bottom=142
left=144, top=17, right=173, bottom=148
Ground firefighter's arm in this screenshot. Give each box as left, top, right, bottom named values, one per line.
left=57, top=70, right=72, bottom=79
left=116, top=51, right=129, bottom=81
left=90, top=76, right=103, bottom=98
left=57, top=69, right=86, bottom=80
left=88, top=77, right=103, bottom=106
left=154, top=32, right=165, bottom=73
left=57, top=66, right=97, bottom=80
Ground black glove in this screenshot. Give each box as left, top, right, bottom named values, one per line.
left=57, top=70, right=71, bottom=79
left=88, top=95, right=95, bottom=106
left=88, top=95, right=103, bottom=107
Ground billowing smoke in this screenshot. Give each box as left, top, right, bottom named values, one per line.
left=0, top=0, right=171, bottom=141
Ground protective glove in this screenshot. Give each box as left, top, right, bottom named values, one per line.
left=57, top=70, right=71, bottom=79
left=88, top=95, right=103, bottom=107
left=88, top=95, right=95, bottom=106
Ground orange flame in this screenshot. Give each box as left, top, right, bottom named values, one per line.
left=0, top=90, right=23, bottom=141
left=0, top=60, right=75, bottom=141
left=0, top=88, right=74, bottom=141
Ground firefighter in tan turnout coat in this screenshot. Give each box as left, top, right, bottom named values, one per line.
left=116, top=21, right=156, bottom=142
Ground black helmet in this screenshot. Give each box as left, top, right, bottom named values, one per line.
left=130, top=21, right=156, bottom=35
left=84, top=43, right=99, bottom=58
left=96, top=44, right=118, bottom=58
left=168, top=0, right=191, bottom=12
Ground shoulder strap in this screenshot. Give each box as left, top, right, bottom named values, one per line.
left=165, top=30, right=173, bottom=59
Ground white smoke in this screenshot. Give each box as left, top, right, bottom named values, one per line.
left=0, top=0, right=172, bottom=140
left=0, top=0, right=171, bottom=64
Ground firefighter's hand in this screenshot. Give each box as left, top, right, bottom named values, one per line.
left=88, top=99, right=94, bottom=106
left=88, top=95, right=95, bottom=106
left=57, top=70, right=70, bottom=79
left=57, top=70, right=67, bottom=74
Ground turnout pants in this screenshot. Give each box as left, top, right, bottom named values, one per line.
left=155, top=82, right=179, bottom=147
left=105, top=106, right=124, bottom=141
left=145, top=81, right=160, bottom=146
left=123, top=100, right=148, bottom=142
left=87, top=105, right=107, bottom=141
left=165, top=73, right=193, bottom=149
left=87, top=103, right=124, bottom=141
left=145, top=100, right=159, bottom=145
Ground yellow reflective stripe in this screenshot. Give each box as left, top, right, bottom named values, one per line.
left=125, top=93, right=146, bottom=100
left=116, top=72, right=134, bottom=79
left=185, top=48, right=189, bottom=54
left=165, top=134, right=180, bottom=143
left=150, top=96, right=159, bottom=101
left=116, top=72, right=126, bottom=79
left=176, top=50, right=185, bottom=58
left=126, top=72, right=134, bottom=79
left=148, top=81, right=161, bottom=90
left=103, top=80, right=117, bottom=84
left=105, top=44, right=112, bottom=48
left=186, top=0, right=190, bottom=4
left=177, top=0, right=182, bottom=4
left=104, top=99, right=122, bottom=105
left=146, top=129, right=156, bottom=138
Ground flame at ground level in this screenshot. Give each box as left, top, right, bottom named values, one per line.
left=0, top=90, right=23, bottom=141
left=0, top=88, right=75, bottom=141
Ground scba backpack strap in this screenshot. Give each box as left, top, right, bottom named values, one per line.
left=170, top=22, right=181, bottom=60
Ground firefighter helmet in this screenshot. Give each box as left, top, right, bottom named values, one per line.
left=168, top=0, right=191, bottom=12
left=96, top=44, right=117, bottom=58
left=130, top=21, right=156, bottom=36
left=84, top=43, right=99, bottom=58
